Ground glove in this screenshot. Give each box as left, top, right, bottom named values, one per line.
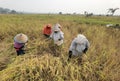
left=68, top=51, right=72, bottom=58
left=83, top=47, right=88, bottom=54
left=58, top=39, right=61, bottom=41
left=68, top=50, right=72, bottom=61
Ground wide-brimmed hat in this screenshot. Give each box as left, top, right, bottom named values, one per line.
left=14, top=33, right=28, bottom=43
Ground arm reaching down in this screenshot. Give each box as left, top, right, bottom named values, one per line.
left=68, top=50, right=72, bottom=58
left=83, top=40, right=90, bottom=54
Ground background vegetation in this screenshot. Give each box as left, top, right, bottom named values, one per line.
left=0, top=14, right=120, bottom=81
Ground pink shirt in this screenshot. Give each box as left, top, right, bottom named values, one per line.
left=14, top=42, right=24, bottom=49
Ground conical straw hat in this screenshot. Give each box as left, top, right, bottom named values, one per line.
left=14, top=33, right=28, bottom=43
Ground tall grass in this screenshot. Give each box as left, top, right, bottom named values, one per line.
left=0, top=14, right=120, bottom=81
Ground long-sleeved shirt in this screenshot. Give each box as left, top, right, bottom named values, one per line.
left=14, top=41, right=25, bottom=50
left=50, top=31, right=64, bottom=46
left=69, top=35, right=90, bottom=56
left=43, top=26, right=52, bottom=35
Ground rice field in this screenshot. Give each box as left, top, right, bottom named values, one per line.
left=0, top=14, right=120, bottom=81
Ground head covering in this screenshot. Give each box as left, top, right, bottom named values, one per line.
left=53, top=25, right=61, bottom=31
left=75, top=34, right=86, bottom=44
left=14, top=33, right=28, bottom=43
left=55, top=23, right=62, bottom=29
left=46, top=24, right=52, bottom=28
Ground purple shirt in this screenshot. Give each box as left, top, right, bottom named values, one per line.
left=14, top=42, right=24, bottom=49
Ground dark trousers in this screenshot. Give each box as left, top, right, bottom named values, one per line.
left=16, top=49, right=25, bottom=56
left=15, top=46, right=25, bottom=56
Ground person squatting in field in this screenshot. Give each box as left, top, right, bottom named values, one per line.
left=43, top=24, right=52, bottom=37
left=50, top=23, right=64, bottom=46
left=14, top=33, right=28, bottom=56
left=68, top=34, right=90, bottom=60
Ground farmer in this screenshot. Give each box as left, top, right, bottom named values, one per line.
left=43, top=24, right=52, bottom=37
left=14, top=33, right=28, bottom=56
left=68, top=34, right=90, bottom=60
left=50, top=24, right=64, bottom=46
